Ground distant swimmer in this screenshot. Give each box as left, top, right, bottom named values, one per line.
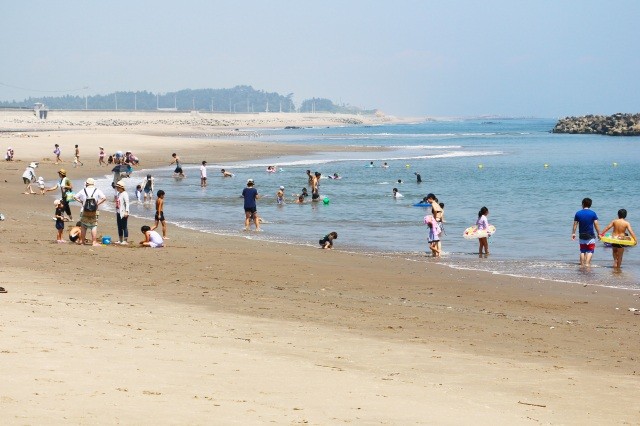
left=221, top=168, right=234, bottom=177
left=392, top=187, right=404, bottom=198
left=382, top=162, right=389, bottom=168
left=329, top=173, right=341, bottom=180
left=414, top=172, right=422, bottom=183
left=366, top=161, right=374, bottom=168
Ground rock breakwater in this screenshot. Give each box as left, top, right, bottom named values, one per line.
left=552, top=113, right=640, bottom=136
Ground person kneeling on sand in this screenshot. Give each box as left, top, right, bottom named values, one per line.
left=140, top=225, right=164, bottom=248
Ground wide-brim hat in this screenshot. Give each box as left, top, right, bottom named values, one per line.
left=58, top=169, right=67, bottom=176
left=85, top=178, right=95, bottom=186
left=115, top=180, right=125, bottom=189
left=29, top=162, right=38, bottom=168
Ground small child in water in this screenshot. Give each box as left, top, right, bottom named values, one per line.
left=319, top=232, right=338, bottom=249
left=135, top=185, right=143, bottom=203
left=424, top=214, right=441, bottom=257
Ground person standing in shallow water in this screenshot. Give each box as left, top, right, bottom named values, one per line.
left=572, top=197, right=601, bottom=267
left=170, top=153, right=185, bottom=178
left=242, top=179, right=260, bottom=231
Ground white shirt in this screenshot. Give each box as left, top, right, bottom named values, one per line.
left=200, top=165, right=207, bottom=178
left=22, top=167, right=36, bottom=181
left=117, top=191, right=130, bottom=216
left=74, top=186, right=107, bottom=212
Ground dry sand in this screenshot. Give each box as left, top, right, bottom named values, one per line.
left=0, top=110, right=639, bottom=424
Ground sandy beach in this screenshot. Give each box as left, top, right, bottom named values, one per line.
left=1, top=110, right=639, bottom=424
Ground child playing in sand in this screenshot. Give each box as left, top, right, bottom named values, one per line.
left=319, top=232, right=338, bottom=249
left=151, top=190, right=167, bottom=238
left=140, top=225, right=164, bottom=248
left=476, top=206, right=491, bottom=257
left=68, top=221, right=82, bottom=244
left=424, top=214, right=441, bottom=257
left=600, top=209, right=637, bottom=268
left=54, top=199, right=66, bottom=243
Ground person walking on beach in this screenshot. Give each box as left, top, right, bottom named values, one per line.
left=73, top=178, right=107, bottom=246
left=98, top=147, right=106, bottom=166
left=73, top=144, right=83, bottom=167
left=21, top=162, right=37, bottom=194
left=151, top=190, right=168, bottom=239
left=572, top=197, right=601, bottom=267
left=170, top=153, right=185, bottom=178
left=114, top=180, right=130, bottom=245
left=53, top=144, right=62, bottom=164
left=600, top=209, right=637, bottom=268
left=200, top=161, right=208, bottom=187
left=476, top=206, right=491, bottom=257
left=242, top=179, right=260, bottom=231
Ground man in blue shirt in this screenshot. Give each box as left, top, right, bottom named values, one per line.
left=242, top=179, right=260, bottom=231
left=572, top=197, right=601, bottom=267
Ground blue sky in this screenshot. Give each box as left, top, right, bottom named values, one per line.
left=1, top=1, right=638, bottom=117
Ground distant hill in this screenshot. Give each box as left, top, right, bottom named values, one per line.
left=0, top=86, right=375, bottom=114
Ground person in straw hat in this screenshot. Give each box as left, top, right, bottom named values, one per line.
left=55, top=169, right=74, bottom=221
left=114, top=180, right=130, bottom=245
left=73, top=178, right=106, bottom=246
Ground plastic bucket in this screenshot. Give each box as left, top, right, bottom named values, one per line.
left=102, top=236, right=112, bottom=245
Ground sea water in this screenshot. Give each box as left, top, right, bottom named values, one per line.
left=96, top=119, right=640, bottom=290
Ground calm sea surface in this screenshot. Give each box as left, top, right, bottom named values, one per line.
left=95, top=119, right=640, bottom=290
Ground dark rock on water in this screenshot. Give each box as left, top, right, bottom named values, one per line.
left=552, top=113, right=640, bottom=136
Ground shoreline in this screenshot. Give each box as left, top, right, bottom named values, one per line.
left=1, top=110, right=639, bottom=423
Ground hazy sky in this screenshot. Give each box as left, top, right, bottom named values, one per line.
left=2, top=1, right=638, bottom=117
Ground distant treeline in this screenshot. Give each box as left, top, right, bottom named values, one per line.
left=0, top=85, right=374, bottom=114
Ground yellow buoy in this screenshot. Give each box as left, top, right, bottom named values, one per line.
left=478, top=164, right=484, bottom=169
left=613, top=162, right=618, bottom=167
left=405, top=164, right=410, bottom=168
left=544, top=163, right=549, bottom=168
